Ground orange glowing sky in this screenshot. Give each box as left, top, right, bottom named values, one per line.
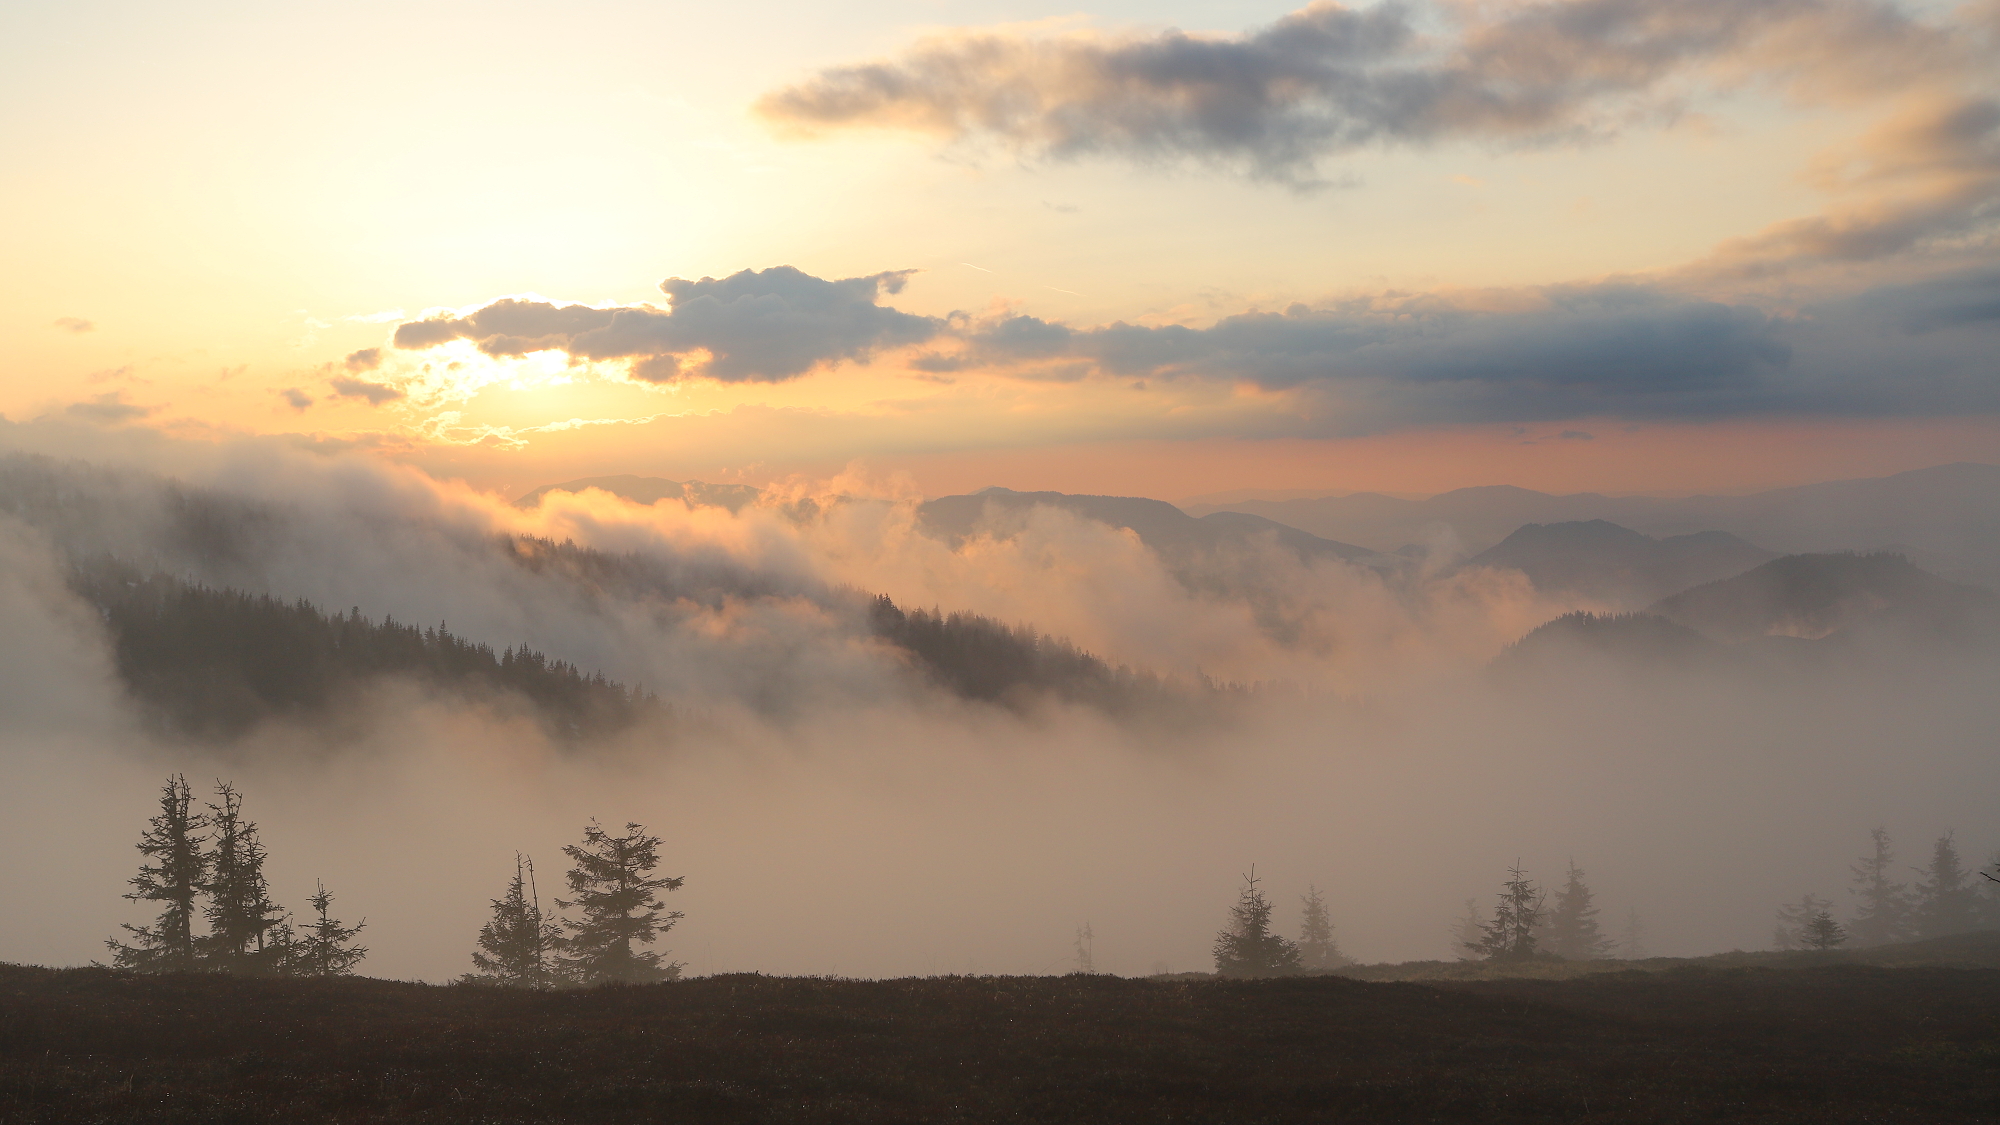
left=3, top=0, right=1996, bottom=500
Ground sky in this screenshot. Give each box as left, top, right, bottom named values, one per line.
left=4, top=0, right=1998, bottom=501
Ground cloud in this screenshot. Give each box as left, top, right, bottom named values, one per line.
left=1559, top=430, right=1596, bottom=440
left=63, top=392, right=153, bottom=425
left=1863, top=267, right=2000, bottom=333
left=755, top=0, right=1967, bottom=183
left=51, top=317, right=94, bottom=334
left=344, top=348, right=383, bottom=373
left=955, top=284, right=1795, bottom=411
left=925, top=274, right=2000, bottom=430
left=1697, top=93, right=2000, bottom=277
left=328, top=376, right=406, bottom=406
left=391, top=267, right=942, bottom=384
left=279, top=388, right=314, bottom=411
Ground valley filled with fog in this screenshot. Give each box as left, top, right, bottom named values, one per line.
left=2, top=426, right=1996, bottom=982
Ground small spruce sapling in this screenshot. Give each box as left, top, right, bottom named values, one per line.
left=1473, top=864, right=1546, bottom=961
left=1619, top=908, right=1648, bottom=960
left=1544, top=862, right=1614, bottom=959
left=1846, top=827, right=1911, bottom=946
left=1073, top=923, right=1095, bottom=974
left=1912, top=831, right=1976, bottom=939
left=471, top=855, right=562, bottom=988
left=1774, top=892, right=1834, bottom=951
left=1213, top=867, right=1301, bottom=977
left=290, top=881, right=367, bottom=977
left=106, top=775, right=209, bottom=973
left=1801, top=910, right=1847, bottom=951
left=557, top=821, right=685, bottom=985
left=1297, top=885, right=1349, bottom=970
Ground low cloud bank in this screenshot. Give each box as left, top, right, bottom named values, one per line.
left=0, top=437, right=1994, bottom=981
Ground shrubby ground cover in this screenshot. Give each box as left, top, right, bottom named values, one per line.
left=2, top=958, right=1996, bottom=1123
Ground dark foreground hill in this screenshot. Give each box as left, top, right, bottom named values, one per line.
left=2, top=963, right=1996, bottom=1124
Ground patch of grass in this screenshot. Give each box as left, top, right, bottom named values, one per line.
left=1, top=961, right=1997, bottom=1122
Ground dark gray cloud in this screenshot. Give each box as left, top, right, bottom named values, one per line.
left=756, top=0, right=1905, bottom=181
left=946, top=275, right=1999, bottom=428
left=52, top=317, right=94, bottom=334
left=328, top=376, right=405, bottom=406
left=1860, top=268, right=2000, bottom=333
left=279, top=388, right=314, bottom=411
left=344, top=348, right=382, bottom=373
left=392, top=266, right=942, bottom=383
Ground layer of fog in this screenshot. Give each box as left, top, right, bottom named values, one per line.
left=0, top=425, right=1995, bottom=980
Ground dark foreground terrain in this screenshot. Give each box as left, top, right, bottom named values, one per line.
left=2, top=961, right=1997, bottom=1123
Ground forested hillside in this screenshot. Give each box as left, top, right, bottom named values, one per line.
left=70, top=560, right=668, bottom=742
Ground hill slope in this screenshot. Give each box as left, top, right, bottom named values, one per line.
left=1464, top=520, right=1776, bottom=606
left=1187, top=463, right=2000, bottom=585
left=919, top=487, right=1390, bottom=566
left=1649, top=552, right=2000, bottom=644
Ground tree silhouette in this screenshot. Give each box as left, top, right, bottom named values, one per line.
left=470, top=855, right=563, bottom=988
left=1801, top=910, right=1848, bottom=951
left=1846, top=827, right=1912, bottom=946
left=1618, top=908, right=1648, bottom=960
left=1774, top=892, right=1835, bottom=951
left=197, top=782, right=286, bottom=974
left=558, top=822, right=685, bottom=985
left=1912, top=830, right=1976, bottom=939
left=1471, top=864, right=1545, bottom=961
left=1213, top=868, right=1301, bottom=977
left=106, top=775, right=208, bottom=972
left=288, top=881, right=367, bottom=977
left=1297, top=885, right=1349, bottom=970
left=1543, top=862, right=1614, bottom=959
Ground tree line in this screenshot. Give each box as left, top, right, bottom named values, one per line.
left=71, top=559, right=668, bottom=742
left=106, top=776, right=366, bottom=976
left=463, top=823, right=684, bottom=988
left=1773, top=828, right=2000, bottom=952
left=1210, top=869, right=1354, bottom=977
left=108, top=777, right=686, bottom=988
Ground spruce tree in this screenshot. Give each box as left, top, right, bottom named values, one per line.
left=197, top=782, right=286, bottom=974
left=1072, top=923, right=1095, bottom=974
left=1912, top=831, right=1976, bottom=939
left=1450, top=898, right=1484, bottom=961
left=1619, top=908, right=1648, bottom=959
left=1297, top=885, right=1348, bottom=970
left=289, top=881, right=367, bottom=977
left=1801, top=910, right=1847, bottom=951
left=1978, top=855, right=2000, bottom=930
left=1773, top=892, right=1834, bottom=950
left=106, top=775, right=208, bottom=972
left=1846, top=827, right=1911, bottom=946
left=470, top=855, right=562, bottom=988
left=1543, top=862, right=1613, bottom=959
left=557, top=822, right=684, bottom=985
left=1473, top=864, right=1546, bottom=961
left=1212, top=868, right=1301, bottom=977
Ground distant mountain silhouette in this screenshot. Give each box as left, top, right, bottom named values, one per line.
left=515, top=475, right=763, bottom=512
left=1648, top=552, right=2000, bottom=644
left=1185, top=463, right=2000, bottom=587
left=919, top=487, right=1389, bottom=567
left=1463, top=520, right=1776, bottom=607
